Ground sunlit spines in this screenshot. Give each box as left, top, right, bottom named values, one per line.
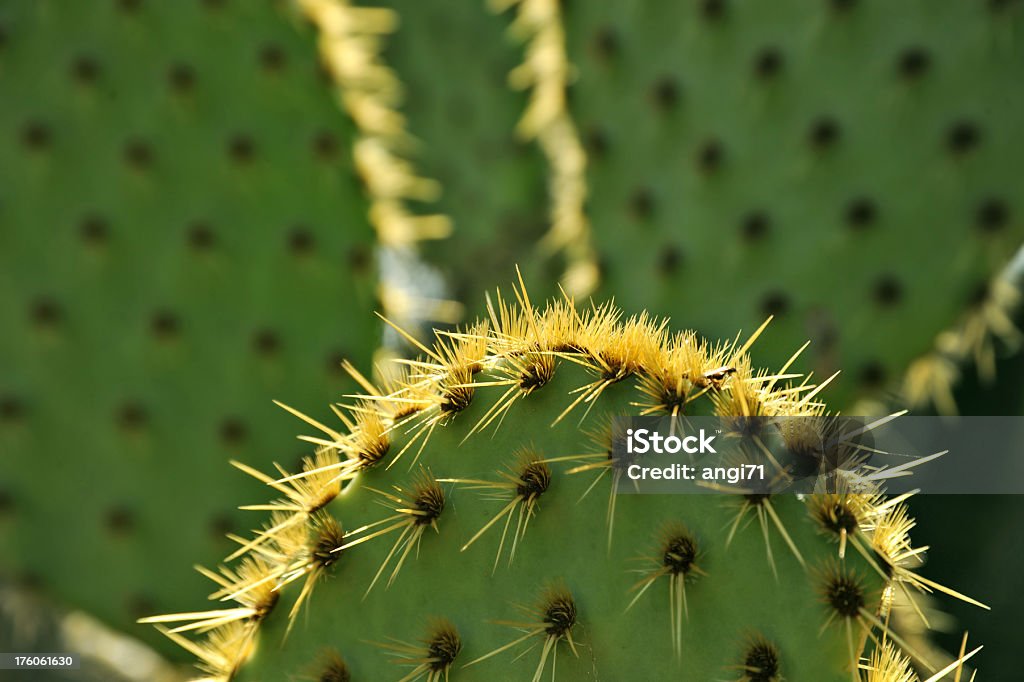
left=334, top=469, right=446, bottom=596
left=440, top=449, right=552, bottom=572
left=864, top=502, right=989, bottom=618
left=154, top=620, right=257, bottom=682
left=808, top=490, right=884, bottom=559
left=634, top=330, right=702, bottom=418
left=271, top=512, right=348, bottom=635
left=137, top=556, right=281, bottom=635
left=626, top=522, right=707, bottom=659
left=465, top=584, right=579, bottom=682
left=374, top=618, right=462, bottom=682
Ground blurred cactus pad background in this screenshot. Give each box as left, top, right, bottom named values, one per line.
left=1, top=0, right=1023, bottom=680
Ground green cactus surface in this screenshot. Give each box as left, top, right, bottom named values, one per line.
left=0, top=0, right=378, bottom=653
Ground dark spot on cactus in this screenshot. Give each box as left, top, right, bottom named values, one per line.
left=312, top=516, right=346, bottom=568
left=30, top=297, right=62, bottom=328
left=318, top=653, right=351, bottom=682
left=542, top=591, right=577, bottom=637
left=629, top=187, right=655, bottom=221
left=20, top=120, right=51, bottom=150
left=585, top=126, right=609, bottom=159
left=697, top=138, right=724, bottom=173
left=662, top=531, right=698, bottom=575
left=968, top=280, right=990, bottom=308
left=657, top=244, right=683, bottom=274
left=591, top=26, right=619, bottom=60
left=123, top=139, right=153, bottom=170
left=700, top=0, right=727, bottom=20
left=859, top=360, right=887, bottom=388
left=872, top=275, right=903, bottom=307
left=312, top=130, right=339, bottom=160
left=898, top=47, right=931, bottom=79
left=947, top=120, right=980, bottom=154
left=71, top=55, right=100, bottom=84
left=168, top=63, right=196, bottom=93
left=427, top=622, right=462, bottom=671
left=976, top=197, right=1008, bottom=232
left=228, top=134, right=255, bottom=164
left=0, top=488, right=13, bottom=515
left=809, top=117, right=840, bottom=149
left=117, top=402, right=148, bottom=431
left=150, top=310, right=180, bottom=339
left=18, top=572, right=44, bottom=592
left=348, top=244, right=371, bottom=272
left=116, top=0, right=142, bottom=13
left=742, top=211, right=771, bottom=242
left=829, top=0, right=857, bottom=12
left=315, top=57, right=335, bottom=85
left=988, top=0, right=1022, bottom=12
left=253, top=328, right=280, bottom=355
left=742, top=639, right=781, bottom=681
left=208, top=513, right=236, bottom=539
left=79, top=214, right=109, bottom=244
left=823, top=569, right=866, bottom=618
left=0, top=394, right=26, bottom=422
left=845, top=197, right=877, bottom=229
left=187, top=221, right=216, bottom=251
left=563, top=82, right=576, bottom=109
left=220, top=417, right=247, bottom=445
left=516, top=458, right=551, bottom=499
left=288, top=226, right=315, bottom=255
left=105, top=506, right=135, bottom=535
left=745, top=492, right=771, bottom=507
left=651, top=76, right=681, bottom=111
left=127, top=593, right=157, bottom=621
left=760, top=291, right=790, bottom=318
left=754, top=47, right=783, bottom=79
left=0, top=22, right=7, bottom=51
left=325, top=349, right=347, bottom=375
left=259, top=44, right=286, bottom=72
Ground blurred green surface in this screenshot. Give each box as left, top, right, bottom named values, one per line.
left=0, top=0, right=378, bottom=657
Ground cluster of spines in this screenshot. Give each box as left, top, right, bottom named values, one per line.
left=141, top=274, right=987, bottom=680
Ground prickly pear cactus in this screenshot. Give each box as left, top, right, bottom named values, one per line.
left=568, top=0, right=1024, bottom=408
left=0, top=0, right=378, bottom=651
left=145, top=278, right=984, bottom=680
left=363, top=0, right=1024, bottom=408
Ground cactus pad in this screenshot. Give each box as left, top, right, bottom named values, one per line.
left=145, top=277, right=984, bottom=680
left=0, top=0, right=377, bottom=652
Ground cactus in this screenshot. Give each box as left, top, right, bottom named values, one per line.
left=0, top=0, right=379, bottom=652
left=145, top=276, right=986, bottom=680
left=353, top=0, right=1024, bottom=409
